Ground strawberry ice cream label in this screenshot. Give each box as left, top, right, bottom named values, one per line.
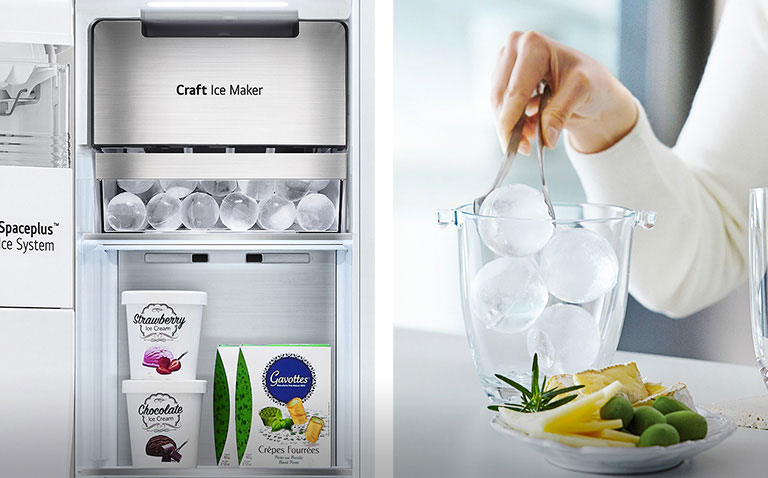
left=132, top=303, right=187, bottom=341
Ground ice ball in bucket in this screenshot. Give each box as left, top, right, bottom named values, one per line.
left=539, top=228, right=619, bottom=303
left=220, top=191, right=259, bottom=231
left=181, top=192, right=220, bottom=230
left=275, top=180, right=311, bottom=202
left=469, top=257, right=549, bottom=333
left=258, top=194, right=297, bottom=230
left=117, top=179, right=155, bottom=195
left=106, top=192, right=147, bottom=231
left=160, top=180, right=198, bottom=199
left=308, top=180, right=331, bottom=192
left=146, top=193, right=182, bottom=231
left=478, top=184, right=554, bottom=257
left=200, top=180, right=238, bottom=198
left=526, top=303, right=600, bottom=373
left=296, top=193, right=336, bottom=231
left=238, top=180, right=276, bottom=201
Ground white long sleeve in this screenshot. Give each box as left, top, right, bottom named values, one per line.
left=565, top=0, right=768, bottom=318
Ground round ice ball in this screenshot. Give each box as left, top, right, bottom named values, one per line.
left=146, top=193, right=182, bottom=231
left=258, top=194, right=297, bottom=230
left=478, top=184, right=554, bottom=257
left=181, top=192, right=220, bottom=230
left=200, top=180, right=238, bottom=197
left=526, top=304, right=600, bottom=373
left=539, top=228, right=619, bottom=303
left=296, top=193, right=336, bottom=231
left=220, top=192, right=259, bottom=231
left=308, top=180, right=331, bottom=192
left=117, top=179, right=155, bottom=195
left=275, top=180, right=311, bottom=202
left=237, top=180, right=276, bottom=201
left=469, top=257, right=549, bottom=333
left=160, top=180, right=198, bottom=199
left=106, top=192, right=147, bottom=231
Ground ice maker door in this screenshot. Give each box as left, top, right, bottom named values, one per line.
left=0, top=308, right=74, bottom=477
left=91, top=20, right=347, bottom=147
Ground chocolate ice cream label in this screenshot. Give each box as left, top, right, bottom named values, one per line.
left=122, top=291, right=206, bottom=380
left=123, top=379, right=207, bottom=468
left=234, top=345, right=331, bottom=468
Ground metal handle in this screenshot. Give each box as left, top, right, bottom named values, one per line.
left=141, top=4, right=299, bottom=38
left=635, top=210, right=657, bottom=229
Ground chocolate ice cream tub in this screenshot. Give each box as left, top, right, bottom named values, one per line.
left=122, top=291, right=206, bottom=380
left=123, top=379, right=207, bottom=467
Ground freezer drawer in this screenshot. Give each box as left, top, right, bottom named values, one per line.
left=0, top=308, right=74, bottom=477
left=91, top=20, right=347, bottom=147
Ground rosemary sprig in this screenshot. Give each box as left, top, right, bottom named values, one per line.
left=487, top=354, right=584, bottom=413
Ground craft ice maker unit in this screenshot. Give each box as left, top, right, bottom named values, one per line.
left=75, top=2, right=373, bottom=477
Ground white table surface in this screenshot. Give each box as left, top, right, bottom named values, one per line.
left=394, top=328, right=768, bottom=478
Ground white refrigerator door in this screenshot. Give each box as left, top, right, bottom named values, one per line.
left=0, top=308, right=74, bottom=477
left=0, top=166, right=73, bottom=308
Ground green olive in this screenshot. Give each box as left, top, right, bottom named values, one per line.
left=628, top=406, right=666, bottom=435
left=600, top=396, right=634, bottom=428
left=665, top=411, right=707, bottom=441
left=637, top=423, right=681, bottom=447
left=652, top=396, right=691, bottom=415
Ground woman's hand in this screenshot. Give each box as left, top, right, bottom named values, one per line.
left=491, top=31, right=638, bottom=155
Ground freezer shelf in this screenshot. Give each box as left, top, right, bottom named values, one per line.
left=77, top=466, right=352, bottom=477
left=76, top=247, right=356, bottom=474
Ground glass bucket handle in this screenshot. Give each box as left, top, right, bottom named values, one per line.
left=634, top=210, right=657, bottom=230
left=436, top=209, right=458, bottom=227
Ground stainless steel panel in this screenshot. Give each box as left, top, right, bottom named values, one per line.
left=92, top=21, right=346, bottom=146
left=95, top=152, right=348, bottom=179
left=116, top=250, right=337, bottom=466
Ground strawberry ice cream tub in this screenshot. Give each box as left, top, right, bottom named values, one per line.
left=122, top=291, right=207, bottom=380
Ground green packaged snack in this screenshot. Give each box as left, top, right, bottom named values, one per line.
left=213, top=346, right=239, bottom=467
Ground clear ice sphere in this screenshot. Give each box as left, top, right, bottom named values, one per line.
left=106, top=192, right=147, bottom=231
left=180, top=192, right=220, bottom=230
left=146, top=193, right=182, bottom=231
left=469, top=257, right=549, bottom=333
left=526, top=303, right=600, bottom=373
left=539, top=228, right=619, bottom=303
left=296, top=193, right=336, bottom=231
left=220, top=191, right=259, bottom=231
left=200, top=180, right=238, bottom=197
left=117, top=179, right=155, bottom=195
left=275, top=180, right=311, bottom=202
left=308, top=180, right=331, bottom=192
left=237, top=180, right=276, bottom=201
left=478, top=184, right=554, bottom=257
left=257, top=194, right=297, bottom=230
left=160, top=180, right=198, bottom=199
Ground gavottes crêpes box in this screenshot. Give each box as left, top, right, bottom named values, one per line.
left=229, top=345, right=331, bottom=468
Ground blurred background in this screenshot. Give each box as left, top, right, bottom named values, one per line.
left=394, top=0, right=755, bottom=364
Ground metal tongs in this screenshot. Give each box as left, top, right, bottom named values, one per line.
left=474, top=80, right=556, bottom=220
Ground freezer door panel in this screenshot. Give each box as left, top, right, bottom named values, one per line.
left=0, top=166, right=73, bottom=308
left=0, top=308, right=74, bottom=477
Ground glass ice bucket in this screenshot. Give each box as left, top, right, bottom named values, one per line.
left=437, top=202, right=656, bottom=402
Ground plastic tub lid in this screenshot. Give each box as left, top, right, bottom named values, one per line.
left=122, top=379, right=207, bottom=394
left=122, top=290, right=207, bottom=306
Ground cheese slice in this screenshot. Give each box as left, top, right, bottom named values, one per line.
left=633, top=382, right=695, bottom=409
left=573, top=362, right=649, bottom=404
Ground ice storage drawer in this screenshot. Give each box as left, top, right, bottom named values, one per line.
left=90, top=20, right=347, bottom=147
left=95, top=151, right=346, bottom=233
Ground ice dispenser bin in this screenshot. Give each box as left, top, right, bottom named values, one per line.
left=90, top=18, right=347, bottom=233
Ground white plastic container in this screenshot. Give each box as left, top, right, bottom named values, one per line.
left=122, top=379, right=207, bottom=468
left=122, top=291, right=207, bottom=380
